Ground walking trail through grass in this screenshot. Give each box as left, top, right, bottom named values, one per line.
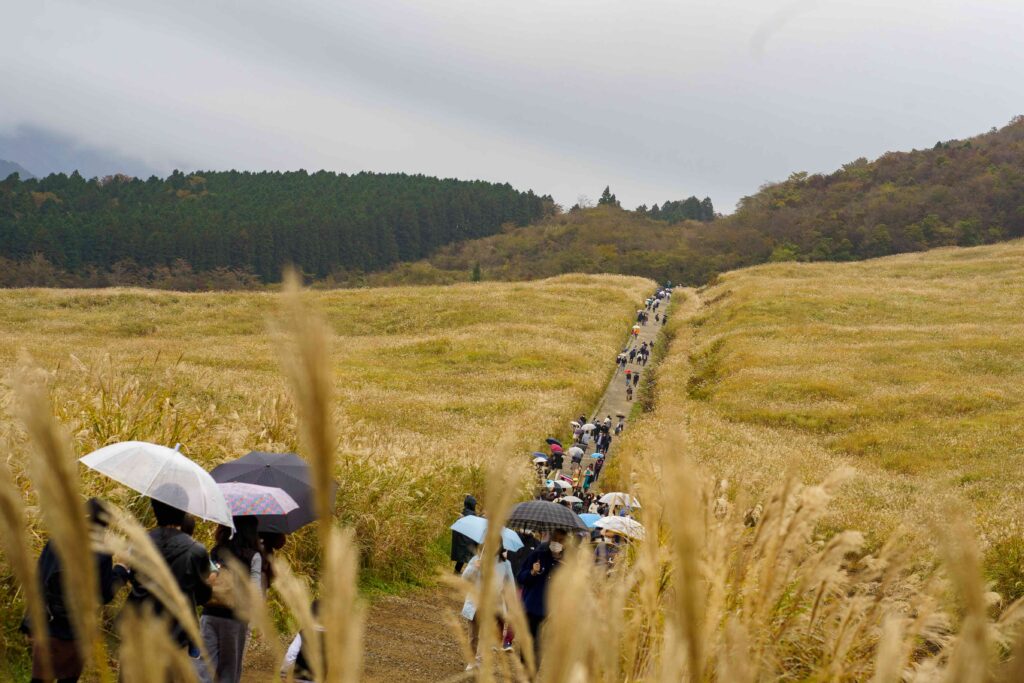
left=241, top=290, right=674, bottom=682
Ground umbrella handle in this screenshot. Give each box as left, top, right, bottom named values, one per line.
left=173, top=443, right=182, bottom=452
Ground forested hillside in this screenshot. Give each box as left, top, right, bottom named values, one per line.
left=0, top=170, right=553, bottom=285
left=375, top=116, right=1024, bottom=287
left=730, top=115, right=1024, bottom=261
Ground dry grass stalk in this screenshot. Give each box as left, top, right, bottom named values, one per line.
left=14, top=365, right=110, bottom=681
left=0, top=453, right=51, bottom=679
left=275, top=271, right=365, bottom=682
left=116, top=602, right=193, bottom=683
left=270, top=557, right=322, bottom=682
left=321, top=526, right=365, bottom=683
left=276, top=269, right=338, bottom=557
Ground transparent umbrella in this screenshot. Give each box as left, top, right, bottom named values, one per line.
left=80, top=441, right=234, bottom=529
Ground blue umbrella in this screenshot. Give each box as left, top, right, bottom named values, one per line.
left=450, top=515, right=524, bottom=552
left=532, top=452, right=548, bottom=461
left=580, top=513, right=601, bottom=528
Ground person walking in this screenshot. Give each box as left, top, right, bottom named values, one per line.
left=461, top=549, right=516, bottom=668
left=582, top=466, right=595, bottom=492
left=199, top=516, right=265, bottom=683
left=24, top=498, right=128, bottom=683
left=517, top=531, right=567, bottom=662
left=632, top=371, right=641, bottom=387
left=123, top=489, right=213, bottom=660
left=451, top=495, right=478, bottom=574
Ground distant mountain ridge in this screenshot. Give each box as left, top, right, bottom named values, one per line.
left=0, top=159, right=34, bottom=179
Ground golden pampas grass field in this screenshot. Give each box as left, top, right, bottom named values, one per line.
left=2, top=241, right=1024, bottom=680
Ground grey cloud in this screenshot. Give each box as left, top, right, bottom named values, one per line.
left=3, top=0, right=1022, bottom=211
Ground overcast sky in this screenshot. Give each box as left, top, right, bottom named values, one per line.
left=3, top=0, right=1023, bottom=211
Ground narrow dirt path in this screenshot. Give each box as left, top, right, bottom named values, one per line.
left=589, top=301, right=666, bottom=457
left=242, top=290, right=673, bottom=682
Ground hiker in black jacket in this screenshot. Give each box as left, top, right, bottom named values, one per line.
left=23, top=498, right=128, bottom=683
left=124, top=493, right=213, bottom=652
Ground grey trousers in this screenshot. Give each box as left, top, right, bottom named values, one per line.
left=198, top=614, right=248, bottom=683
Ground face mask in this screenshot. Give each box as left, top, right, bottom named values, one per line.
left=549, top=541, right=564, bottom=555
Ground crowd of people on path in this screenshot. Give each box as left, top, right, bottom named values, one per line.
left=450, top=288, right=670, bottom=671
left=23, top=448, right=320, bottom=683
left=23, top=287, right=671, bottom=682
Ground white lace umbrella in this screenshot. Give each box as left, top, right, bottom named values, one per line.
left=80, top=441, right=234, bottom=529
left=595, top=516, right=646, bottom=540
left=599, top=492, right=642, bottom=509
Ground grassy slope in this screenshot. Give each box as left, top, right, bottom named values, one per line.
left=614, top=240, right=1024, bottom=592
left=0, top=274, right=652, bottom=660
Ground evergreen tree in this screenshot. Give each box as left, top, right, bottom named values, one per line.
left=598, top=186, right=619, bottom=207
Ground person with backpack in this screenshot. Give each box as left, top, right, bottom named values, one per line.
left=198, top=516, right=264, bottom=683
left=23, top=498, right=128, bottom=683
left=123, top=490, right=213, bottom=660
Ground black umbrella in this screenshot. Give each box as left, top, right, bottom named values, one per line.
left=507, top=500, right=587, bottom=533
left=210, top=452, right=336, bottom=534
left=545, top=438, right=563, bottom=447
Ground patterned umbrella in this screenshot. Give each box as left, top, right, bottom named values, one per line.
left=210, top=451, right=336, bottom=533
left=217, top=482, right=299, bottom=517
left=507, top=500, right=587, bottom=533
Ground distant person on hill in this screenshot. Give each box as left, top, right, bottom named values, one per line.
left=626, top=385, right=633, bottom=401
left=624, top=369, right=632, bottom=387
left=615, top=417, right=625, bottom=435
left=451, top=495, right=478, bottom=574
left=632, top=371, right=640, bottom=387
left=628, top=348, right=637, bottom=363
left=662, top=315, right=668, bottom=326
left=23, top=498, right=129, bottom=683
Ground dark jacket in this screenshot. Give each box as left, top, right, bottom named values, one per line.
left=516, top=543, right=560, bottom=617
left=450, top=495, right=478, bottom=564
left=22, top=540, right=128, bottom=641
left=126, top=527, right=212, bottom=646
left=507, top=532, right=540, bottom=578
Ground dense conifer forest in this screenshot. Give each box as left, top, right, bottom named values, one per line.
left=0, top=170, right=553, bottom=285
